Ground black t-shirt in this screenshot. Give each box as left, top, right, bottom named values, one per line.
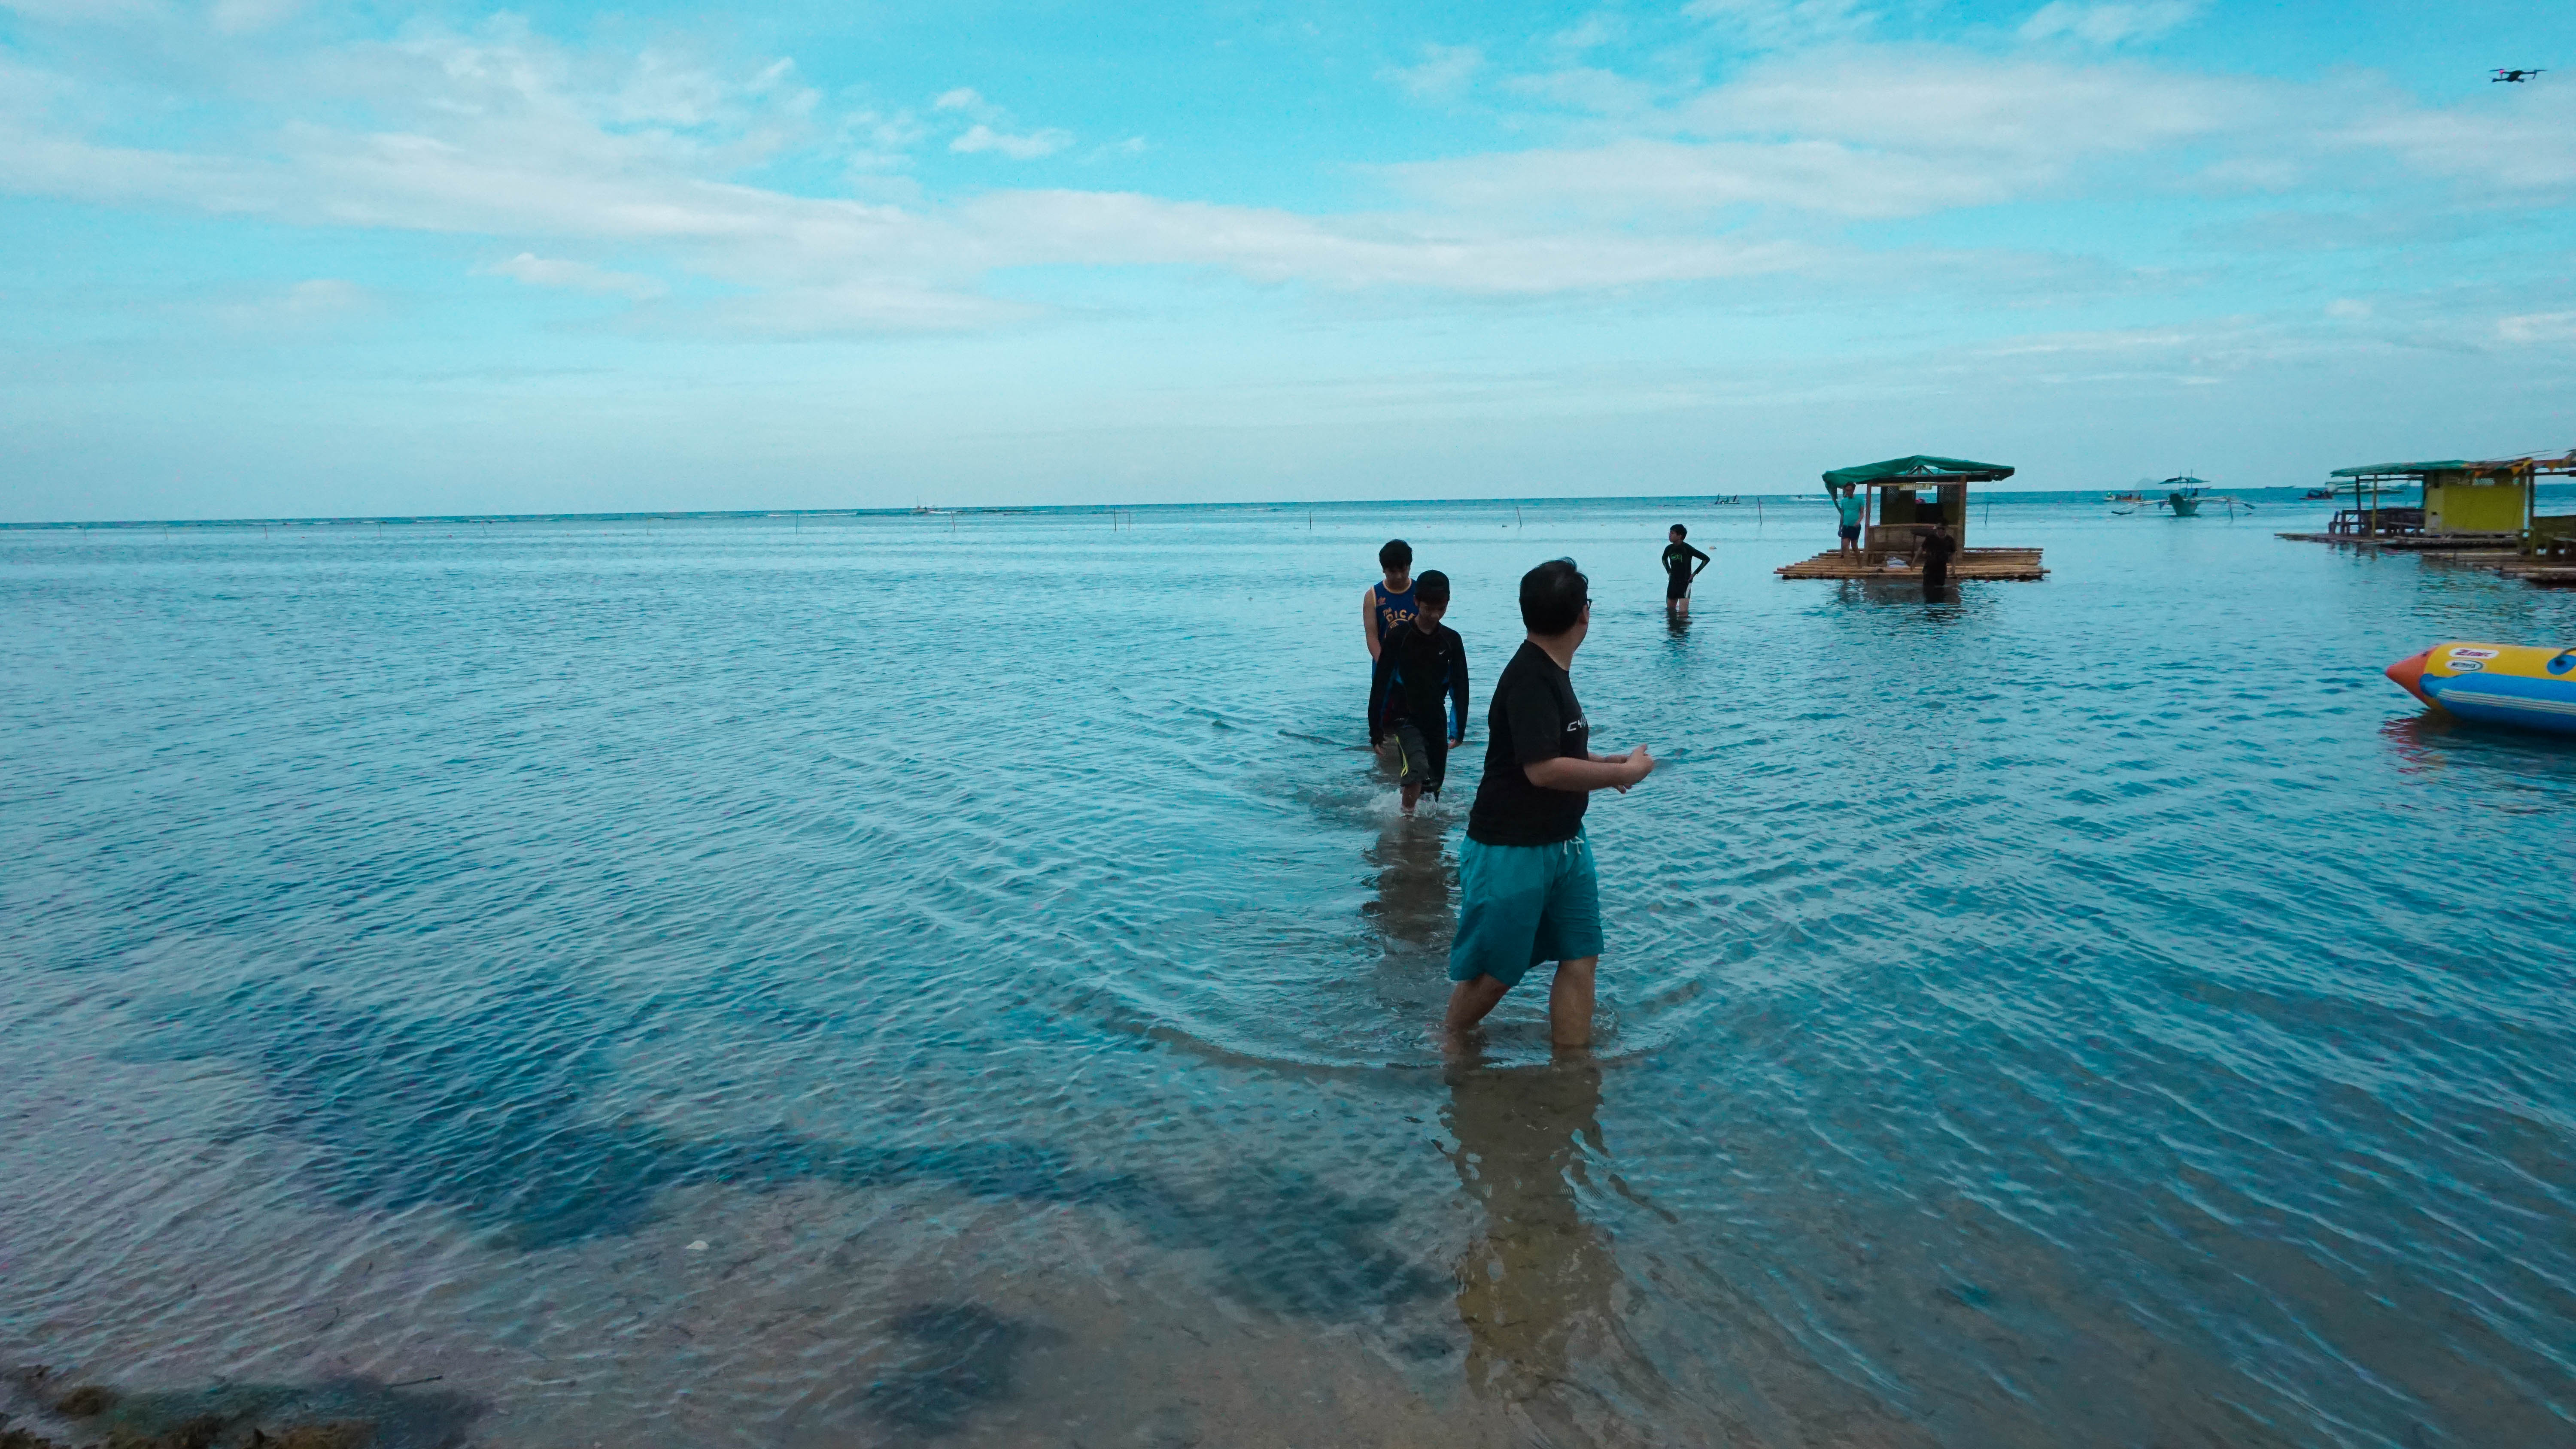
left=1466, top=641, right=1592, bottom=846
left=1662, top=541, right=1709, bottom=586
left=1370, top=621, right=1470, bottom=739
left=1921, top=532, right=1957, bottom=571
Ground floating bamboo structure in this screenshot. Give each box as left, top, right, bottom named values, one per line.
left=1776, top=455, right=2048, bottom=581
left=1777, top=548, right=2048, bottom=581
left=2277, top=449, right=2576, bottom=588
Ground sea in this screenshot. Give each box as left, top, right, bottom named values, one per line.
left=3, top=490, right=2572, bottom=1448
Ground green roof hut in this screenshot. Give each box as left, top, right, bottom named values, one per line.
left=1777, top=455, right=2047, bottom=580
left=2323, top=453, right=2576, bottom=543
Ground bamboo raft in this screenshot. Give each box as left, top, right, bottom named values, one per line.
left=1777, top=547, right=2048, bottom=581
left=2270, top=532, right=2576, bottom=589
left=2273, top=530, right=2521, bottom=551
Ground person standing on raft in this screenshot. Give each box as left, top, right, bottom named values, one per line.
left=1661, top=524, right=1710, bottom=618
left=1914, top=518, right=1956, bottom=599
left=1444, top=559, right=1654, bottom=1051
left=1832, top=485, right=1865, bottom=561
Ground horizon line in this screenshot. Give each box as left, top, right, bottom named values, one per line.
left=0, top=480, right=2462, bottom=531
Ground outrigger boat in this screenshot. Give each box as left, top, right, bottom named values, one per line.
left=2110, top=477, right=2254, bottom=517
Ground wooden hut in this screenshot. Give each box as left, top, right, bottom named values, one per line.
left=2322, top=453, right=2575, bottom=543
left=1776, top=455, right=2047, bottom=581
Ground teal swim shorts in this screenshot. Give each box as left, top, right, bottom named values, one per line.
left=1447, top=834, right=1603, bottom=988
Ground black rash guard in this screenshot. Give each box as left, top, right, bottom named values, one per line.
left=1662, top=541, right=1710, bottom=597
left=1370, top=621, right=1470, bottom=743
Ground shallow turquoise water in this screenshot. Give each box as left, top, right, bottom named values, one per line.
left=3, top=495, right=2573, bottom=1447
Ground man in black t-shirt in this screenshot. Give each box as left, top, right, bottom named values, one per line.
left=1445, top=559, right=1656, bottom=1050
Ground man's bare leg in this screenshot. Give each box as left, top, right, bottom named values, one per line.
left=1443, top=975, right=1511, bottom=1049
left=1400, top=781, right=1422, bottom=813
left=1549, top=957, right=1598, bottom=1048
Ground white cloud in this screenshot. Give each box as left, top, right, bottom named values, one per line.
left=1502, top=66, right=1660, bottom=117
left=2327, top=299, right=2371, bottom=319
left=209, top=0, right=302, bottom=34
left=281, top=278, right=363, bottom=311
left=927, top=86, right=1072, bottom=160
left=951, top=123, right=1072, bottom=160
left=1548, top=14, right=1624, bottom=56
left=1681, top=0, right=1875, bottom=50
left=1382, top=44, right=1482, bottom=102
left=2337, top=93, right=2576, bottom=190
left=2497, top=311, right=2576, bottom=346
left=205, top=277, right=369, bottom=330
left=0, top=12, right=2567, bottom=339
left=957, top=188, right=1816, bottom=291
left=1392, top=55, right=2266, bottom=220
left=1083, top=136, right=1148, bottom=163
left=480, top=252, right=667, bottom=298
left=2019, top=2, right=2202, bottom=48
left=0, top=0, right=161, bottom=26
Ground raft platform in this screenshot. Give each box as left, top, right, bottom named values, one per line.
left=1783, top=455, right=2047, bottom=582
left=1777, top=548, right=2048, bottom=581
left=2274, top=530, right=2520, bottom=551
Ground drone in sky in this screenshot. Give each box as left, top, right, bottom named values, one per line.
left=2491, top=68, right=2544, bottom=82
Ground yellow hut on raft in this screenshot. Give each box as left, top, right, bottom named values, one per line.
left=2321, top=452, right=2576, bottom=543
left=1776, top=455, right=2048, bottom=581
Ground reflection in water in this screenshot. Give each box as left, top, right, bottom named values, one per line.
left=1367, top=813, right=1456, bottom=1031
left=2379, top=711, right=2576, bottom=806
left=1370, top=815, right=1453, bottom=961
left=1446, top=1054, right=1660, bottom=1443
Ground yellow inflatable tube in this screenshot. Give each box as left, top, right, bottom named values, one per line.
left=2386, top=641, right=2576, bottom=735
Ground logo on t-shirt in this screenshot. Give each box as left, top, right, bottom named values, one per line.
left=1564, top=718, right=1586, bottom=733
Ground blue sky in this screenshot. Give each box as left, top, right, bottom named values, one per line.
left=2, top=0, right=2571, bottom=520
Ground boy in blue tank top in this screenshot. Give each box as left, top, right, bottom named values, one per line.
left=1363, top=539, right=1415, bottom=746
left=1364, top=539, right=1415, bottom=659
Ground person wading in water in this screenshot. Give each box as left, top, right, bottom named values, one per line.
left=1443, top=559, right=1655, bottom=1052
left=1362, top=539, right=1416, bottom=748
left=1661, top=525, right=1710, bottom=619
left=1914, top=518, right=1957, bottom=599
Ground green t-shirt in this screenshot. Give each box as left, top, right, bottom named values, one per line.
left=1834, top=493, right=1865, bottom=527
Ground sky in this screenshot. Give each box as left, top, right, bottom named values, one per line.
left=2, top=0, right=2572, bottom=521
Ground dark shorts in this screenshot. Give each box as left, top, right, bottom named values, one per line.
left=1665, top=578, right=1690, bottom=600
left=1390, top=718, right=1446, bottom=794
left=1838, top=524, right=1861, bottom=541
left=1449, top=835, right=1603, bottom=988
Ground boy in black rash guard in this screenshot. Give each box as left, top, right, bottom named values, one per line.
left=1444, top=559, right=1654, bottom=1051
left=1914, top=519, right=1956, bottom=598
left=1662, top=524, right=1710, bottom=618
left=1368, top=570, right=1469, bottom=813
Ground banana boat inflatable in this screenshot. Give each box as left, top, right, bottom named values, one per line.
left=2386, top=642, right=2576, bottom=735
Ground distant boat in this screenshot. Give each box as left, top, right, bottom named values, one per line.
left=2303, top=487, right=2336, bottom=500
left=1711, top=495, right=1744, bottom=506
left=2110, top=477, right=2254, bottom=517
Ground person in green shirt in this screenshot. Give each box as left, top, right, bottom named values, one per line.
left=1833, top=484, right=1866, bottom=561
